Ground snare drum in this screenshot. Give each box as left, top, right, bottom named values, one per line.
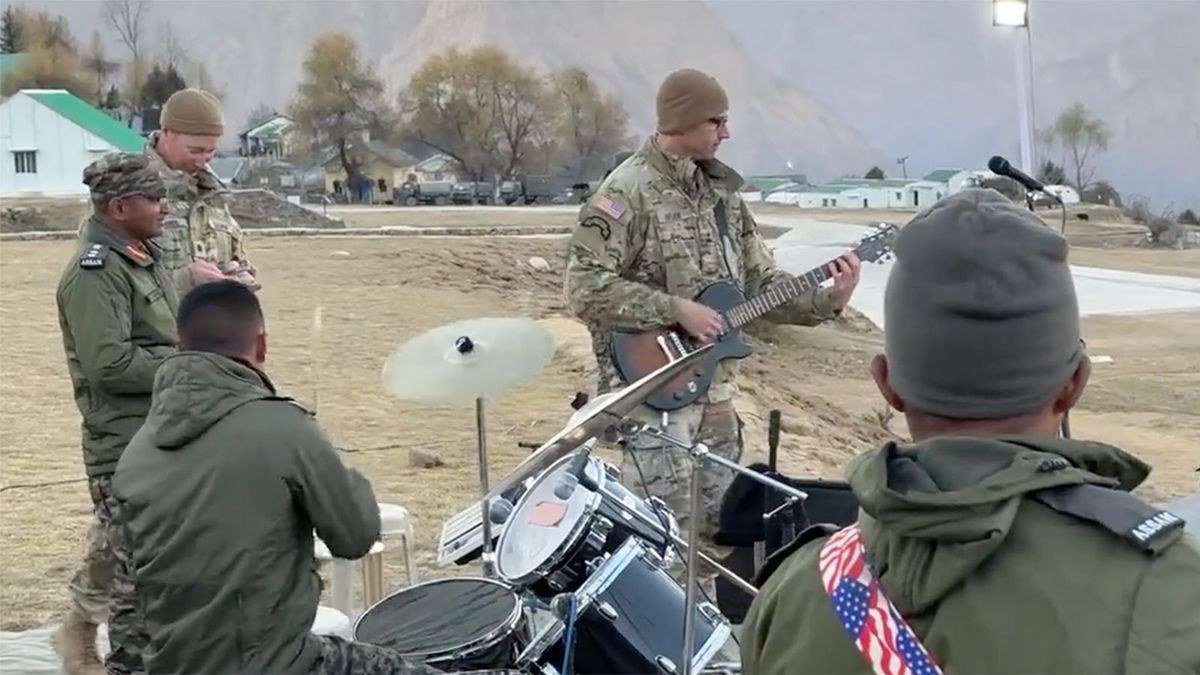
left=494, top=450, right=678, bottom=597
left=517, top=537, right=732, bottom=675
left=353, top=577, right=530, bottom=672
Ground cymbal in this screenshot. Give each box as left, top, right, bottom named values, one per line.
left=382, top=317, right=555, bottom=404
left=484, top=342, right=716, bottom=501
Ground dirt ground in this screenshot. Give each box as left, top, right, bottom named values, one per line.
left=0, top=234, right=1197, bottom=630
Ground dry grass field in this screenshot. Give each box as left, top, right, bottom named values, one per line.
left=0, top=233, right=1197, bottom=631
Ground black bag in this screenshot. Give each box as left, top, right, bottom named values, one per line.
left=712, top=466, right=860, bottom=623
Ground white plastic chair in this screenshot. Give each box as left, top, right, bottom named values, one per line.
left=314, top=537, right=385, bottom=615
left=378, top=502, right=418, bottom=587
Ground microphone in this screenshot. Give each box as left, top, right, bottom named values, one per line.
left=553, top=451, right=593, bottom=500
left=987, top=155, right=1062, bottom=204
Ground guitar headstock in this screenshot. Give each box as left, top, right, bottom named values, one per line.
left=852, top=223, right=899, bottom=264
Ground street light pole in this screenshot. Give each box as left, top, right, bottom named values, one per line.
left=994, top=0, right=1037, bottom=174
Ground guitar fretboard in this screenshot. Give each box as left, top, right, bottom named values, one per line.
left=725, top=265, right=832, bottom=328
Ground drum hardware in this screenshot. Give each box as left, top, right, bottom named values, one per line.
left=481, top=343, right=717, bottom=506
left=621, top=421, right=808, bottom=675
left=755, top=410, right=784, bottom=571
left=382, top=317, right=556, bottom=577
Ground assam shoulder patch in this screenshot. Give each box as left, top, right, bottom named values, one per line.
left=78, top=242, right=109, bottom=270
left=1032, top=483, right=1186, bottom=556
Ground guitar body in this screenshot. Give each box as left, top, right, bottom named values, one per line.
left=609, top=280, right=753, bottom=412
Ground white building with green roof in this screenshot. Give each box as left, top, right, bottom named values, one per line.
left=0, top=88, right=145, bottom=198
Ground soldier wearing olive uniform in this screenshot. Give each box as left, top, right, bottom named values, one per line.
left=53, top=153, right=178, bottom=675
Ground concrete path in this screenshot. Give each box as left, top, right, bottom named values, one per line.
left=761, top=217, right=1200, bottom=329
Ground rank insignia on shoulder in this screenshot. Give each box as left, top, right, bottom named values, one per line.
left=79, top=243, right=107, bottom=269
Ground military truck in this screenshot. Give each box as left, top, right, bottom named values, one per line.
left=554, top=182, right=600, bottom=205
left=394, top=180, right=455, bottom=206
left=499, top=174, right=568, bottom=205
left=451, top=181, right=495, bottom=205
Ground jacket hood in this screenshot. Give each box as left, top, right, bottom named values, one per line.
left=146, top=352, right=278, bottom=449
left=847, top=435, right=1151, bottom=614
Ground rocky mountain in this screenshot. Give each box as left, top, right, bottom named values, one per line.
left=20, top=0, right=885, bottom=180
left=1030, top=3, right=1200, bottom=210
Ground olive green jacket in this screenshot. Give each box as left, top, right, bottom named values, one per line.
left=113, top=352, right=381, bottom=674
left=742, top=436, right=1200, bottom=674
left=56, top=217, right=179, bottom=477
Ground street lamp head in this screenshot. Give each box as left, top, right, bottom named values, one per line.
left=993, top=0, right=1029, bottom=27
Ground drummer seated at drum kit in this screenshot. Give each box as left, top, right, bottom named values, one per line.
left=110, top=281, right=451, bottom=675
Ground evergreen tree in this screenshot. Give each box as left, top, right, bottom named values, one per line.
left=1, top=6, right=25, bottom=54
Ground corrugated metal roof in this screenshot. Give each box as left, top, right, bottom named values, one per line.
left=923, top=168, right=965, bottom=182
left=829, top=177, right=918, bottom=188
left=24, top=89, right=144, bottom=153
left=785, top=184, right=854, bottom=195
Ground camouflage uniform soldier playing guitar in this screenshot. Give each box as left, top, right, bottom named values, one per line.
left=564, top=68, right=887, bottom=599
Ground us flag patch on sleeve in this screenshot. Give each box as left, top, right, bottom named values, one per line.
left=594, top=194, right=626, bottom=220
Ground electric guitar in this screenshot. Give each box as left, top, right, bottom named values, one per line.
left=608, top=223, right=899, bottom=411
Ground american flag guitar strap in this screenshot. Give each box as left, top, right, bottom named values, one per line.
left=818, top=524, right=944, bottom=675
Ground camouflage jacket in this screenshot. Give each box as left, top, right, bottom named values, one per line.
left=144, top=132, right=252, bottom=293
left=56, top=217, right=180, bottom=477
left=565, top=135, right=837, bottom=405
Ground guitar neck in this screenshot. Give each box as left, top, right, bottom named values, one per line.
left=726, top=264, right=831, bottom=328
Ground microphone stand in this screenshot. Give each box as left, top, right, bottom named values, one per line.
left=1021, top=189, right=1073, bottom=440
left=633, top=423, right=809, bottom=675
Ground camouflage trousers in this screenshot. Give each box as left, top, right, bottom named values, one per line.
left=68, top=476, right=118, bottom=625
left=313, top=635, right=446, bottom=675
left=65, top=474, right=147, bottom=674
left=106, top=521, right=148, bottom=674
left=619, top=399, right=743, bottom=601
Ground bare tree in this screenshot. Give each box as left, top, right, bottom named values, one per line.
left=1040, top=102, right=1111, bottom=193
left=81, top=30, right=119, bottom=102
left=158, top=20, right=186, bottom=70
left=102, top=0, right=148, bottom=61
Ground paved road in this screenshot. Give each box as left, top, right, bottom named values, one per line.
left=759, top=215, right=1200, bottom=329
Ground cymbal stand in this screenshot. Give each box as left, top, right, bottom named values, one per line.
left=476, top=396, right=495, bottom=578
left=634, top=423, right=809, bottom=675
left=450, top=335, right=496, bottom=578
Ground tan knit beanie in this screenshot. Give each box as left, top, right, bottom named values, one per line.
left=162, top=89, right=224, bottom=136
left=656, top=68, right=729, bottom=134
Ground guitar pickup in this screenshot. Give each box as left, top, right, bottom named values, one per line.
left=656, top=335, right=677, bottom=361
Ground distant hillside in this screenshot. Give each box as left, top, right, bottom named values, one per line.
left=376, top=0, right=885, bottom=178
left=1031, top=4, right=1200, bottom=209
left=708, top=0, right=1196, bottom=208
left=20, top=0, right=885, bottom=180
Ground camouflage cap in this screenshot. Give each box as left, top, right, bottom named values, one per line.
left=82, top=152, right=167, bottom=202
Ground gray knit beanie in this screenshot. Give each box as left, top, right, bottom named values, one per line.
left=883, top=188, right=1084, bottom=419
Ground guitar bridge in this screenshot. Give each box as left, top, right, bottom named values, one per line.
left=656, top=332, right=699, bottom=395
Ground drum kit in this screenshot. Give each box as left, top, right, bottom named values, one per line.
left=365, top=317, right=811, bottom=675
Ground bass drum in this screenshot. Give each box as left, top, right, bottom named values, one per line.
left=353, top=577, right=530, bottom=672
left=517, top=536, right=732, bottom=675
